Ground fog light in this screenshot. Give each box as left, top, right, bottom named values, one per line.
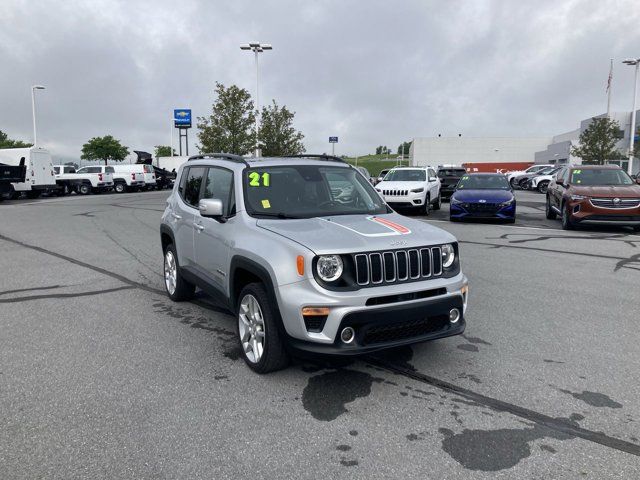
left=449, top=308, right=460, bottom=324
left=340, top=327, right=355, bottom=344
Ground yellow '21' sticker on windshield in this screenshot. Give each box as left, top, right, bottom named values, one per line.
left=249, top=172, right=270, bottom=187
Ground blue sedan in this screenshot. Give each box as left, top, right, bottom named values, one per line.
left=449, top=173, right=516, bottom=223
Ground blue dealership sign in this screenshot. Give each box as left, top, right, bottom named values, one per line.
left=174, top=109, right=192, bottom=128
left=329, top=136, right=338, bottom=143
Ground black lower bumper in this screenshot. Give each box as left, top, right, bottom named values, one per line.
left=286, top=296, right=465, bottom=356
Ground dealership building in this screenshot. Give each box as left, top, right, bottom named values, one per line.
left=410, top=110, right=639, bottom=174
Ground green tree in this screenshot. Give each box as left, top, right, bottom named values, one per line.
left=197, top=83, right=256, bottom=155
left=259, top=100, right=305, bottom=156
left=154, top=145, right=176, bottom=157
left=81, top=135, right=129, bottom=165
left=0, top=130, right=32, bottom=148
left=634, top=126, right=640, bottom=158
left=375, top=146, right=390, bottom=155
left=397, top=141, right=412, bottom=155
left=570, top=117, right=625, bottom=164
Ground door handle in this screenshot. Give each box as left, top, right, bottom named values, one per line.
left=194, top=223, right=204, bottom=231
left=171, top=212, right=182, bottom=220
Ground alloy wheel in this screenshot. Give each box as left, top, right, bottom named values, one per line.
left=238, top=294, right=266, bottom=364
left=164, top=250, right=177, bottom=295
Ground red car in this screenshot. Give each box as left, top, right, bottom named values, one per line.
left=546, top=164, right=640, bottom=231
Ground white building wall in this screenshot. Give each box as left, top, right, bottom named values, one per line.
left=410, top=137, right=552, bottom=167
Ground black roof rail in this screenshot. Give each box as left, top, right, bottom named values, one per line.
left=188, top=153, right=248, bottom=165
left=285, top=154, right=347, bottom=164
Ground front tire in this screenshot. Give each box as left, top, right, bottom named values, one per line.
left=432, top=193, right=442, bottom=210
left=537, top=181, right=549, bottom=194
left=561, top=203, right=574, bottom=230
left=163, top=244, right=195, bottom=301
left=510, top=177, right=519, bottom=189
left=237, top=283, right=289, bottom=373
left=422, top=195, right=431, bottom=216
left=545, top=196, right=557, bottom=219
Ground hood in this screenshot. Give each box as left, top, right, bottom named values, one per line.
left=376, top=180, right=426, bottom=189
left=452, top=189, right=514, bottom=202
left=256, top=213, right=456, bottom=255
left=570, top=184, right=640, bottom=197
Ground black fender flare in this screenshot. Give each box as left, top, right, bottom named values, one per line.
left=159, top=224, right=175, bottom=253
left=229, top=256, right=279, bottom=315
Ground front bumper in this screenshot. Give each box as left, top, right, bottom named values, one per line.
left=567, top=200, right=640, bottom=226
left=450, top=202, right=515, bottom=219
left=381, top=191, right=426, bottom=208
left=276, top=273, right=468, bottom=355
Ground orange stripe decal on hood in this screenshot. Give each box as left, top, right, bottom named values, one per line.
left=371, top=217, right=411, bottom=234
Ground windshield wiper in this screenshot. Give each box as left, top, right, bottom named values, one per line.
left=253, top=212, right=303, bottom=219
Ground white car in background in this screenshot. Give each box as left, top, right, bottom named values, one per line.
left=506, top=164, right=552, bottom=188
left=528, top=166, right=563, bottom=193
left=375, top=166, right=441, bottom=214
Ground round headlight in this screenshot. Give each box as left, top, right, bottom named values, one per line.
left=316, top=255, right=343, bottom=282
left=441, top=244, right=455, bottom=269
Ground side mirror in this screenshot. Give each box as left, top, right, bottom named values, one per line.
left=555, top=178, right=564, bottom=186
left=198, top=198, right=224, bottom=218
left=429, top=176, right=437, bottom=182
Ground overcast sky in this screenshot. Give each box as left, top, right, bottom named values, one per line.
left=1, top=0, right=639, bottom=161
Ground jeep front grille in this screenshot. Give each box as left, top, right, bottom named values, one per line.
left=589, top=198, right=640, bottom=209
left=382, top=189, right=409, bottom=196
left=354, top=247, right=443, bottom=286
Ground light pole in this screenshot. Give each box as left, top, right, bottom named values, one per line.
left=31, top=85, right=45, bottom=148
left=240, top=42, right=272, bottom=157
left=623, top=58, right=640, bottom=175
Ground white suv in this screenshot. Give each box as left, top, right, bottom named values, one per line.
left=375, top=167, right=441, bottom=214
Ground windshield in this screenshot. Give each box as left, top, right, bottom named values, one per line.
left=457, top=175, right=510, bottom=190
left=243, top=165, right=388, bottom=218
left=383, top=169, right=426, bottom=182
left=570, top=168, right=634, bottom=186
left=438, top=168, right=467, bottom=177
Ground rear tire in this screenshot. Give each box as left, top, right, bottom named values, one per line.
left=78, top=184, right=91, bottom=195
left=545, top=196, right=557, bottom=220
left=236, top=283, right=289, bottom=374
left=163, top=244, right=195, bottom=301
left=114, top=182, right=126, bottom=193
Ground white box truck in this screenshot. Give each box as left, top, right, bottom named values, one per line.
left=0, top=148, right=56, bottom=199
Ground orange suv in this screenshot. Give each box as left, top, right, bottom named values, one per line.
left=546, top=164, right=640, bottom=231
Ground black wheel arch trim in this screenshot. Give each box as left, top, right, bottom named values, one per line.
left=229, top=256, right=279, bottom=316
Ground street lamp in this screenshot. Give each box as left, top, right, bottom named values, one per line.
left=240, top=42, right=272, bottom=157
left=623, top=58, right=640, bottom=175
left=31, top=85, right=45, bottom=148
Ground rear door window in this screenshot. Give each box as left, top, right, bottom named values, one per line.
left=182, top=167, right=205, bottom=207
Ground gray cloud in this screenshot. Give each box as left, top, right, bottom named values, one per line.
left=1, top=0, right=639, bottom=161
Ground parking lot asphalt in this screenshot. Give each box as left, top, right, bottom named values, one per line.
left=1, top=190, right=639, bottom=479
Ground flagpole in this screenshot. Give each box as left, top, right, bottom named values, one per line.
left=607, top=58, right=613, bottom=118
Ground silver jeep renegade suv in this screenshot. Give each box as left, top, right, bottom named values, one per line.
left=160, top=153, right=469, bottom=373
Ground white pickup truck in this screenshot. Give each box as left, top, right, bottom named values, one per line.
left=53, top=165, right=114, bottom=195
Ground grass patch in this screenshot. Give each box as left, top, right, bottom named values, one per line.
left=343, top=155, right=410, bottom=176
